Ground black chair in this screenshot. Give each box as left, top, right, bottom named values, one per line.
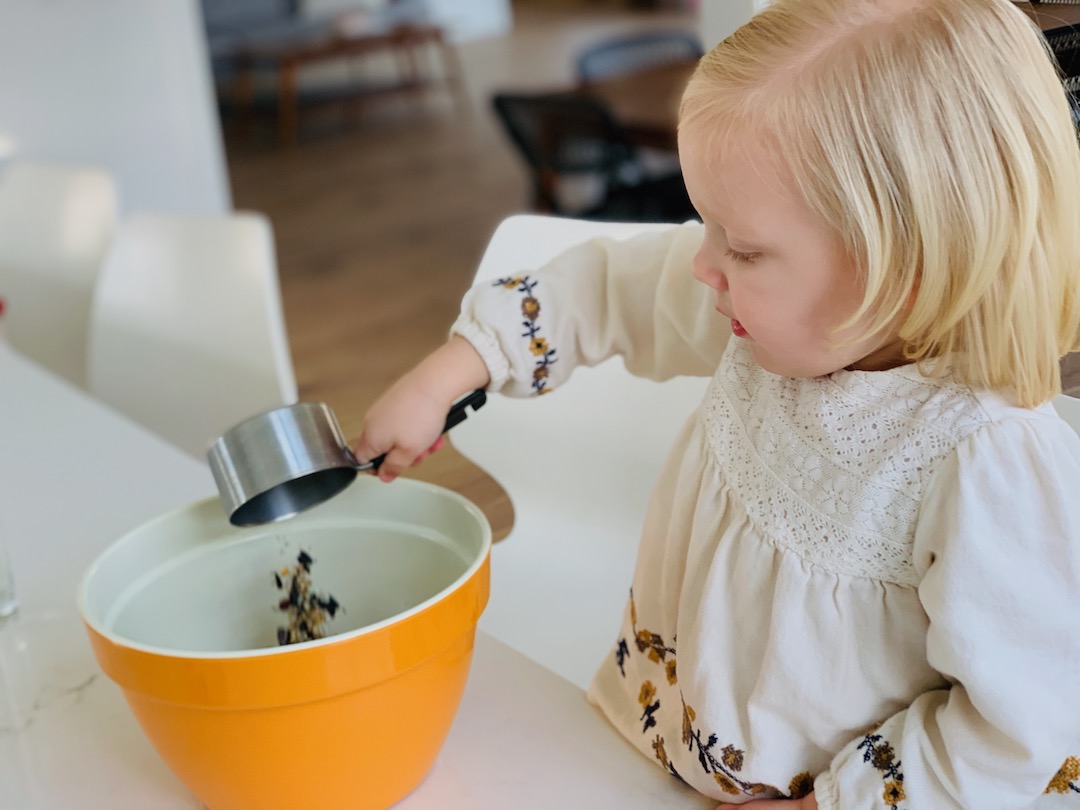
left=575, top=29, right=704, bottom=86
left=1043, top=24, right=1080, bottom=120
left=491, top=92, right=698, bottom=223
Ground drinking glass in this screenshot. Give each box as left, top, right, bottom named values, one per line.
left=0, top=524, right=28, bottom=729
left=0, top=524, right=93, bottom=807
left=0, top=528, right=18, bottom=622
left=0, top=527, right=31, bottom=734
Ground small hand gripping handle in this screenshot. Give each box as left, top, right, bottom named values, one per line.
left=362, top=388, right=487, bottom=471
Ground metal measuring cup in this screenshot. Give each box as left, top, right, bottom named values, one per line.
left=207, top=389, right=486, bottom=527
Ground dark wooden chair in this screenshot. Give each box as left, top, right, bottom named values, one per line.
left=1043, top=23, right=1080, bottom=119
left=491, top=91, right=697, bottom=223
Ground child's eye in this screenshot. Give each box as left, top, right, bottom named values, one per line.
left=725, top=248, right=760, bottom=264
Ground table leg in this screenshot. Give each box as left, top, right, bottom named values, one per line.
left=345, top=55, right=369, bottom=129
left=437, top=33, right=467, bottom=113
left=389, top=31, right=424, bottom=106
left=278, top=57, right=300, bottom=147
left=233, top=59, right=255, bottom=140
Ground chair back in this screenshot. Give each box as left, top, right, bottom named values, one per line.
left=491, top=92, right=636, bottom=197
left=86, top=212, right=298, bottom=458
left=1052, top=393, right=1080, bottom=437
left=576, top=29, right=703, bottom=85
left=491, top=92, right=696, bottom=221
left=1044, top=24, right=1080, bottom=109
left=0, top=160, right=118, bottom=388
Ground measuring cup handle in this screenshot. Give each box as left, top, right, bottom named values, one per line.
left=442, top=388, right=487, bottom=432
left=355, top=388, right=488, bottom=472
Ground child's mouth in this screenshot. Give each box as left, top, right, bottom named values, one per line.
left=731, top=319, right=748, bottom=338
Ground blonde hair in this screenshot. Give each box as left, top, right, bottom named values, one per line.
left=681, top=0, right=1080, bottom=407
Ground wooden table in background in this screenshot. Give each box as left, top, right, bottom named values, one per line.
left=233, top=23, right=462, bottom=147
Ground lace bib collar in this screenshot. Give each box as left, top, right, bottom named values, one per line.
left=702, top=342, right=987, bottom=586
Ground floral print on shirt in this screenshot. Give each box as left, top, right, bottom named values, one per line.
left=616, top=590, right=814, bottom=801
left=857, top=733, right=907, bottom=809
left=614, top=598, right=1080, bottom=806
left=493, top=275, right=556, bottom=395
left=1046, top=756, right=1080, bottom=795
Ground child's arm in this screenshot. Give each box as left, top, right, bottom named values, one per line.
left=355, top=223, right=726, bottom=479
left=814, top=414, right=1080, bottom=809
left=452, top=222, right=727, bottom=398
left=717, top=794, right=818, bottom=809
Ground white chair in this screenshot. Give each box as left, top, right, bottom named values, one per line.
left=1052, top=392, right=1080, bottom=437
left=450, top=215, right=710, bottom=688
left=86, top=212, right=298, bottom=459
left=0, top=160, right=119, bottom=388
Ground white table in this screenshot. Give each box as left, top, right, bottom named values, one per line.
left=0, top=342, right=710, bottom=810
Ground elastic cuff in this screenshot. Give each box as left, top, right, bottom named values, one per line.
left=812, top=769, right=839, bottom=810
left=450, top=315, right=511, bottom=392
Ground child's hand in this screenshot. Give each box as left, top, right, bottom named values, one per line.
left=353, top=376, right=454, bottom=482
left=717, top=794, right=817, bottom=810
left=352, top=336, right=489, bottom=483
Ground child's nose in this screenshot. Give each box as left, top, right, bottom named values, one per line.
left=692, top=251, right=728, bottom=292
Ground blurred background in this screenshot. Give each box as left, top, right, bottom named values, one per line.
left=0, top=0, right=769, bottom=533
left=4, top=0, right=1076, bottom=536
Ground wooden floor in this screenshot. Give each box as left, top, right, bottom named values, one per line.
left=223, top=1, right=695, bottom=540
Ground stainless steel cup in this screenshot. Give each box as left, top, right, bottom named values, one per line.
left=207, top=390, right=486, bottom=527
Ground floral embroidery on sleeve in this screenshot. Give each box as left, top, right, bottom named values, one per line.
left=1046, top=756, right=1080, bottom=795
left=857, top=733, right=907, bottom=809
left=493, top=275, right=556, bottom=395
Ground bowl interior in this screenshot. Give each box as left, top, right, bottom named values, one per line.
left=80, top=476, right=490, bottom=656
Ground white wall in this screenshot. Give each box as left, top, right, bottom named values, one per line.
left=698, top=0, right=770, bottom=48
left=302, top=0, right=512, bottom=42
left=0, top=0, right=231, bottom=216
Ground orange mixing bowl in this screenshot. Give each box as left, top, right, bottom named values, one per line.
left=77, top=476, right=490, bottom=810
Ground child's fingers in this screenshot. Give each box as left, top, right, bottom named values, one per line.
left=376, top=447, right=413, bottom=482
left=411, top=436, right=447, bottom=466
left=356, top=434, right=446, bottom=481
left=352, top=433, right=386, bottom=469
left=375, top=437, right=443, bottom=481
left=349, top=436, right=407, bottom=482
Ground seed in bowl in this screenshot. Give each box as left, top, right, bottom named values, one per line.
left=274, top=550, right=341, bottom=645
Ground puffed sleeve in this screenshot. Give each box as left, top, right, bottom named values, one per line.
left=450, top=222, right=727, bottom=397
left=815, top=411, right=1080, bottom=809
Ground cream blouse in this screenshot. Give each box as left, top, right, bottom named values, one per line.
left=451, top=223, right=1080, bottom=809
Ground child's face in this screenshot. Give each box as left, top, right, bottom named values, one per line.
left=680, top=128, right=904, bottom=378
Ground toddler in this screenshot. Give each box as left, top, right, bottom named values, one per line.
left=355, top=0, right=1080, bottom=807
